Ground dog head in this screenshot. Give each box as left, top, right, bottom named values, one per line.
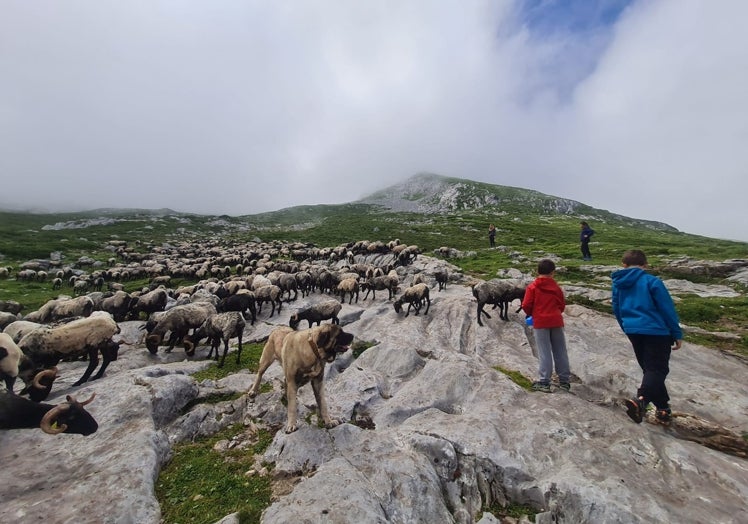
left=313, top=324, right=354, bottom=362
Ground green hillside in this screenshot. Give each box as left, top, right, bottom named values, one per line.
left=0, top=174, right=746, bottom=355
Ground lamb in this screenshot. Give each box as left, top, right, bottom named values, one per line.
left=145, top=301, right=217, bottom=355
left=393, top=283, right=430, bottom=317
left=254, top=284, right=283, bottom=317
left=0, top=392, right=98, bottom=435
left=472, top=279, right=527, bottom=326
left=17, top=311, right=122, bottom=391
left=289, top=300, right=342, bottom=329
left=183, top=312, right=246, bottom=366
left=361, top=274, right=399, bottom=300
left=216, top=290, right=257, bottom=324
left=337, top=278, right=360, bottom=305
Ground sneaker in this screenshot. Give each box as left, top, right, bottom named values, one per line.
left=558, top=382, right=571, bottom=392
left=532, top=382, right=551, bottom=393
left=625, top=397, right=645, bottom=424
left=655, top=408, right=672, bottom=424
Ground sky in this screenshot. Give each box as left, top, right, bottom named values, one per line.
left=1, top=0, right=747, bottom=242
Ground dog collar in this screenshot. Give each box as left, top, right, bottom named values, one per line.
left=308, top=335, right=324, bottom=361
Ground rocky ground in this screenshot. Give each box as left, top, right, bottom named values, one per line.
left=1, top=254, right=747, bottom=524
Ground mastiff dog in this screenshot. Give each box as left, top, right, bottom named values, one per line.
left=249, top=324, right=354, bottom=433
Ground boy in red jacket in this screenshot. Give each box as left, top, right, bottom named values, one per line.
left=521, top=259, right=571, bottom=392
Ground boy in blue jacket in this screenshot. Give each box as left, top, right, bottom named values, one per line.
left=612, top=249, right=683, bottom=424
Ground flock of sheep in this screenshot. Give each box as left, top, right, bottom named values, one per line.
left=0, top=237, right=527, bottom=435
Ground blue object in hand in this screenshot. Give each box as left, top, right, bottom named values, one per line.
left=525, top=316, right=533, bottom=326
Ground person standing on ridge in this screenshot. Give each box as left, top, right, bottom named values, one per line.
left=580, top=221, right=594, bottom=260
left=612, top=249, right=683, bottom=425
left=488, top=224, right=496, bottom=248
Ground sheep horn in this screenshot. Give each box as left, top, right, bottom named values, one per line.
left=32, top=367, right=58, bottom=388
left=184, top=340, right=195, bottom=356
left=40, top=404, right=70, bottom=434
left=68, top=392, right=96, bottom=406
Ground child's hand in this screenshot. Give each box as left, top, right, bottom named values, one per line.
left=672, top=339, right=682, bottom=350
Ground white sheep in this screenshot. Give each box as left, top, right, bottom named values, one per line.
left=17, top=311, right=121, bottom=391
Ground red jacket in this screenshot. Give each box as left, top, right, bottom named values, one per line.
left=521, top=276, right=565, bottom=329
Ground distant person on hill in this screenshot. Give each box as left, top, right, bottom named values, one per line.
left=488, top=224, right=496, bottom=248
left=580, top=221, right=594, bottom=260
left=521, top=258, right=571, bottom=393
left=612, top=249, right=683, bottom=425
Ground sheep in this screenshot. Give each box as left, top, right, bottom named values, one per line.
left=294, top=271, right=313, bottom=298
left=289, top=300, right=342, bottom=329
left=434, top=269, right=449, bottom=291
left=17, top=311, right=122, bottom=391
left=100, top=290, right=137, bottom=322
left=393, top=283, right=431, bottom=317
left=145, top=301, right=217, bottom=355
left=0, top=300, right=23, bottom=316
left=277, top=273, right=299, bottom=302
left=183, top=312, right=246, bottom=367
left=52, top=277, right=63, bottom=290
left=0, top=312, right=18, bottom=331
left=128, top=287, right=168, bottom=319
left=254, top=284, right=283, bottom=317
left=337, top=278, right=359, bottom=305
left=0, top=332, right=22, bottom=392
left=3, top=320, right=42, bottom=343
left=472, top=279, right=527, bottom=326
left=216, top=290, right=257, bottom=324
left=48, top=295, right=95, bottom=322
left=0, top=392, right=98, bottom=435
left=361, top=274, right=399, bottom=300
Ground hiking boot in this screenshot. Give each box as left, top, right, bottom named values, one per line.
left=558, top=382, right=571, bottom=392
left=655, top=408, right=672, bottom=424
left=532, top=382, right=551, bottom=393
left=625, top=397, right=645, bottom=424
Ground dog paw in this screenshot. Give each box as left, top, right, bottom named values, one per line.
left=324, top=418, right=344, bottom=429
left=247, top=390, right=257, bottom=399
left=284, top=423, right=298, bottom=434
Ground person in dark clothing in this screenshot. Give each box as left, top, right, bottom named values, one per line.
left=611, top=249, right=683, bottom=424
left=580, top=221, right=594, bottom=260
left=521, top=259, right=571, bottom=393
left=488, top=224, right=496, bottom=248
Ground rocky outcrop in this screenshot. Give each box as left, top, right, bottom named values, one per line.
left=1, top=255, right=746, bottom=524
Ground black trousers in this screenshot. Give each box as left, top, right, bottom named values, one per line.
left=581, top=241, right=591, bottom=259
left=628, top=334, right=672, bottom=409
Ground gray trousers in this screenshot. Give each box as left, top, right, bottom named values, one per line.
left=534, top=327, right=571, bottom=384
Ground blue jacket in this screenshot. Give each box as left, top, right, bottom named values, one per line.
left=580, top=226, right=594, bottom=243
left=611, top=267, right=683, bottom=339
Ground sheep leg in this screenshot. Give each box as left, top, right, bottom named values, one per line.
left=423, top=296, right=430, bottom=315
left=73, top=346, right=100, bottom=386
left=235, top=333, right=242, bottom=365
left=219, top=338, right=229, bottom=367
left=4, top=375, right=16, bottom=393
left=477, top=302, right=490, bottom=326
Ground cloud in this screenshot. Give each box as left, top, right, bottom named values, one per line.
left=0, top=0, right=746, bottom=241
